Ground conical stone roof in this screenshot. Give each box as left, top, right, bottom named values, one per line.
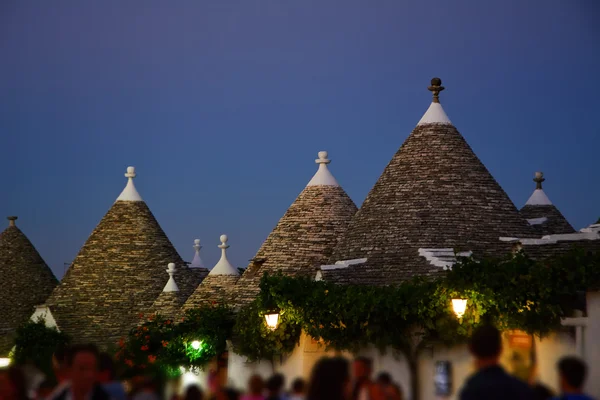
left=0, top=217, right=58, bottom=355
left=44, top=167, right=207, bottom=347
left=151, top=263, right=187, bottom=320
left=235, top=151, right=358, bottom=306
left=519, top=172, right=575, bottom=236
left=329, top=78, right=535, bottom=285
left=182, top=235, right=240, bottom=311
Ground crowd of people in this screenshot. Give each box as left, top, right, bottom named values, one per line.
left=0, top=325, right=595, bottom=400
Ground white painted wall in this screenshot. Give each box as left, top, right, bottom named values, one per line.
left=227, top=330, right=576, bottom=400
left=585, top=291, right=600, bottom=397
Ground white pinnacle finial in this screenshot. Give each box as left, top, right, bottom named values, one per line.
left=316, top=151, right=331, bottom=165
left=307, top=150, right=339, bottom=187
left=190, top=239, right=205, bottom=269
left=209, top=234, right=239, bottom=276
left=116, top=166, right=143, bottom=202
left=162, top=262, right=179, bottom=292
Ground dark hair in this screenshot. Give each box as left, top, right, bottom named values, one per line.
left=377, top=372, right=392, bottom=385
left=469, top=325, right=501, bottom=359
left=221, top=388, right=240, bottom=400
left=354, top=356, right=372, bottom=369
left=291, top=377, right=306, bottom=394
left=307, top=357, right=349, bottom=400
left=1, top=367, right=28, bottom=400
left=184, top=385, right=203, bottom=400
left=53, top=344, right=71, bottom=367
left=532, top=383, right=554, bottom=400
left=67, top=344, right=100, bottom=366
left=247, top=375, right=264, bottom=395
left=266, top=373, right=285, bottom=392
left=558, top=356, right=587, bottom=389
left=98, top=352, right=115, bottom=379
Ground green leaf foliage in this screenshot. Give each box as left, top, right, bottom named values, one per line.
left=12, top=318, right=70, bottom=383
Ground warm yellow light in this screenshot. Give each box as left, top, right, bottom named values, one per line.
left=452, top=299, right=468, bottom=318
left=191, top=340, right=201, bottom=350
left=0, top=358, right=10, bottom=368
left=264, top=313, right=280, bottom=330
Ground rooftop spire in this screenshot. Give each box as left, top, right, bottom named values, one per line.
left=306, top=151, right=340, bottom=187
left=533, top=171, right=545, bottom=190
left=525, top=171, right=552, bottom=206
left=208, top=235, right=239, bottom=276
left=116, top=166, right=143, bottom=202
left=428, top=77, right=445, bottom=103
left=162, top=262, right=179, bottom=292
left=7, top=216, right=17, bottom=227
left=417, top=77, right=452, bottom=126
left=189, top=239, right=205, bottom=269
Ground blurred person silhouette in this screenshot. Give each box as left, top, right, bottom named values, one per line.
left=459, top=325, right=532, bottom=400
left=289, top=378, right=305, bottom=400
left=266, top=374, right=286, bottom=400
left=184, top=384, right=204, bottom=400
left=352, top=357, right=377, bottom=400
left=307, top=357, right=351, bottom=400
left=98, top=353, right=126, bottom=400
left=532, top=383, right=554, bottom=400
left=241, top=375, right=265, bottom=400
left=47, top=344, right=110, bottom=400
left=0, top=366, right=28, bottom=400
left=554, top=356, right=595, bottom=400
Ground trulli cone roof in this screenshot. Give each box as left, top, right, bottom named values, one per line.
left=181, top=235, right=240, bottom=311
left=43, top=167, right=207, bottom=347
left=235, top=151, right=357, bottom=306
left=328, top=78, right=535, bottom=285
left=519, top=172, right=575, bottom=236
left=0, top=217, right=57, bottom=355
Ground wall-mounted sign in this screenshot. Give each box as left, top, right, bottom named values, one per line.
left=434, top=360, right=452, bottom=396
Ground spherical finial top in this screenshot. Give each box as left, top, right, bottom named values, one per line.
left=220, top=234, right=228, bottom=244
left=167, top=262, right=176, bottom=271
left=427, top=77, right=445, bottom=103
left=315, top=151, right=331, bottom=165
left=125, top=166, right=137, bottom=179
left=533, top=171, right=545, bottom=189
left=7, top=216, right=17, bottom=227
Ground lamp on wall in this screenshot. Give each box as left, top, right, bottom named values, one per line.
left=191, top=340, right=202, bottom=350
left=264, top=311, right=280, bottom=331
left=452, top=299, right=468, bottom=319
left=0, top=358, right=10, bottom=367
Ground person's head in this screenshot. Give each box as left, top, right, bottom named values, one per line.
left=532, top=383, right=554, bottom=400
left=291, top=377, right=306, bottom=395
left=558, top=356, right=587, bottom=394
left=216, top=388, right=239, bottom=400
left=184, top=384, right=203, bottom=400
left=376, top=372, right=392, bottom=387
left=469, top=325, right=502, bottom=367
left=52, top=345, right=71, bottom=382
left=97, top=352, right=116, bottom=383
left=266, top=374, right=285, bottom=395
left=0, top=367, right=28, bottom=400
left=247, top=375, right=264, bottom=396
left=353, top=357, right=372, bottom=381
left=68, top=344, right=100, bottom=394
left=307, top=357, right=350, bottom=400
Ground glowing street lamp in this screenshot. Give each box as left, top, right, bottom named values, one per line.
left=191, top=340, right=201, bottom=350
left=0, top=358, right=10, bottom=368
left=264, top=312, right=280, bottom=331
left=452, top=299, right=468, bottom=319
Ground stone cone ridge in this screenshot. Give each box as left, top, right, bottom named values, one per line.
left=330, top=122, right=535, bottom=285
left=45, top=201, right=207, bottom=347
left=0, top=224, right=57, bottom=355
left=235, top=185, right=357, bottom=306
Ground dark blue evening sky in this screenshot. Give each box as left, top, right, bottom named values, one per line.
left=1, top=0, right=599, bottom=279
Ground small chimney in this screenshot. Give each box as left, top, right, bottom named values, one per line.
left=7, top=216, right=17, bottom=227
